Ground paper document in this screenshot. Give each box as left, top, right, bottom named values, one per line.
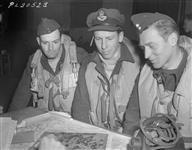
left=0, top=117, right=17, bottom=150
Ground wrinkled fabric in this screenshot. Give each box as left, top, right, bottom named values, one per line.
left=72, top=41, right=140, bottom=132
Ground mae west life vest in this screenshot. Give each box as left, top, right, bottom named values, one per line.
left=30, top=41, right=79, bottom=114
left=138, top=38, right=192, bottom=148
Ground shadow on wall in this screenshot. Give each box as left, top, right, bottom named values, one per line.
left=10, top=30, right=38, bottom=77
left=0, top=29, right=38, bottom=113
left=69, top=27, right=96, bottom=53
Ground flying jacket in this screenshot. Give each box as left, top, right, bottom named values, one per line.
left=8, top=35, right=87, bottom=112
left=123, top=35, right=192, bottom=148
left=72, top=40, right=140, bottom=132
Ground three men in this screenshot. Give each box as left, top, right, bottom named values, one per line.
left=8, top=9, right=191, bottom=149
left=8, top=18, right=87, bottom=114
left=72, top=8, right=139, bottom=132
left=123, top=12, right=192, bottom=149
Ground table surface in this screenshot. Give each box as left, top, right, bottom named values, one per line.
left=0, top=107, right=131, bottom=150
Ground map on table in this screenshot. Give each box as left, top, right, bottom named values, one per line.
left=29, top=132, right=108, bottom=150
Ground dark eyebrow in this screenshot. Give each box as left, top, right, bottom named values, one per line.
left=107, top=35, right=115, bottom=38
left=41, top=40, right=48, bottom=43
left=142, top=42, right=156, bottom=47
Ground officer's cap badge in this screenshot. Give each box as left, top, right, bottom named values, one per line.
left=97, top=10, right=107, bottom=21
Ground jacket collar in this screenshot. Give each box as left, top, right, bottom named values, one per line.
left=175, top=49, right=191, bottom=97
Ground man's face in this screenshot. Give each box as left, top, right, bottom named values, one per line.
left=94, top=30, right=123, bottom=60
left=139, top=27, right=173, bottom=69
left=37, top=29, right=62, bottom=59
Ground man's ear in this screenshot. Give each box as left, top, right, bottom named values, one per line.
left=61, top=34, right=71, bottom=44
left=168, top=32, right=178, bottom=46
left=36, top=37, right=40, bottom=45
left=119, top=31, right=124, bottom=42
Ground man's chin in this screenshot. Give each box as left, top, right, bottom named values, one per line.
left=152, top=64, right=162, bottom=69
left=45, top=54, right=58, bottom=59
left=150, top=62, right=162, bottom=69
left=101, top=54, right=112, bottom=60
left=146, top=61, right=160, bottom=69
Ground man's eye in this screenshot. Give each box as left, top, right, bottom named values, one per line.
left=54, top=41, right=59, bottom=44
left=106, top=36, right=113, bottom=40
left=42, top=42, right=48, bottom=45
left=95, top=37, right=100, bottom=41
left=149, top=45, right=157, bottom=50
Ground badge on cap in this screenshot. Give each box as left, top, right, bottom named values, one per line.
left=135, top=23, right=141, bottom=30
left=97, top=10, right=107, bottom=21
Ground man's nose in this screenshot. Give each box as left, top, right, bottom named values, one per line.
left=144, top=48, right=152, bottom=59
left=48, top=43, right=53, bottom=50
left=101, top=39, right=106, bottom=50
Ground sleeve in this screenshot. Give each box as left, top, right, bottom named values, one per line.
left=71, top=60, right=90, bottom=123
left=8, top=56, right=33, bottom=112
left=122, top=73, right=141, bottom=136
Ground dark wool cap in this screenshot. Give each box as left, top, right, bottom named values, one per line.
left=86, top=8, right=125, bottom=31
left=37, top=18, right=60, bottom=36
left=131, top=12, right=176, bottom=33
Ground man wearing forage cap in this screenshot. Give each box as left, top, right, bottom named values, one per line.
left=9, top=18, right=87, bottom=114
left=72, top=8, right=140, bottom=132
left=123, top=12, right=192, bottom=149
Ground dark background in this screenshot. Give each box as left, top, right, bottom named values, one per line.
left=0, top=0, right=191, bottom=113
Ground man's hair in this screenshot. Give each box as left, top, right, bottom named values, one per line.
left=151, top=19, right=179, bottom=41
left=117, top=29, right=124, bottom=34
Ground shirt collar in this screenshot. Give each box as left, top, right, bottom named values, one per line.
left=153, top=48, right=188, bottom=91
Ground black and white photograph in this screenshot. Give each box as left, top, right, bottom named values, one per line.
left=0, top=0, right=191, bottom=149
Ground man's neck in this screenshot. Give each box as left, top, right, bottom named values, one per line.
left=48, top=47, right=63, bottom=72
left=163, top=46, right=183, bottom=70
left=101, top=48, right=121, bottom=66
left=100, top=48, right=121, bottom=79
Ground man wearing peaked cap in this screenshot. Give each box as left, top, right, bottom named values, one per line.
left=72, top=8, right=140, bottom=132
left=123, top=12, right=192, bottom=149
left=9, top=18, right=88, bottom=114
